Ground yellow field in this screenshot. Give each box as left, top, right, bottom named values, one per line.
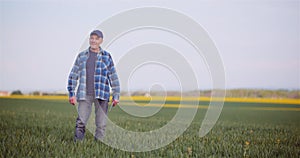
left=0, top=95, right=68, bottom=100
left=125, top=96, right=300, bottom=104
left=241, top=107, right=300, bottom=111
left=1, top=95, right=299, bottom=105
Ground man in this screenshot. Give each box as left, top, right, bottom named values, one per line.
left=67, top=30, right=120, bottom=141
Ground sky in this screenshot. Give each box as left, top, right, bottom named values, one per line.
left=0, top=0, right=299, bottom=92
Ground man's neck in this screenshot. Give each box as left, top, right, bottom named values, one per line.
left=90, top=47, right=100, bottom=53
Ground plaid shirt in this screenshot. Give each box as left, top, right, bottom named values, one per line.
left=67, top=48, right=120, bottom=101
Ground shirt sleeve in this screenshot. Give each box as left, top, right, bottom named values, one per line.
left=107, top=54, right=120, bottom=101
left=67, top=54, right=80, bottom=98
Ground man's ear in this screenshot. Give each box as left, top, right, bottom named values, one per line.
left=99, top=38, right=103, bottom=45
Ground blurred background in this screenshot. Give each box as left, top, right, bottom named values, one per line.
left=0, top=0, right=299, bottom=97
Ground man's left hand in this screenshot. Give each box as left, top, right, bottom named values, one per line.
left=112, top=100, right=119, bottom=107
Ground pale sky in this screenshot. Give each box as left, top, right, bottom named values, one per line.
left=0, top=0, right=299, bottom=92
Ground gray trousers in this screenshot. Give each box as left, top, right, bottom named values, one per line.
left=75, top=95, right=108, bottom=141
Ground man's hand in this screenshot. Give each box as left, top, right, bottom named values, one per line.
left=112, top=100, right=119, bottom=107
left=69, top=96, right=77, bottom=106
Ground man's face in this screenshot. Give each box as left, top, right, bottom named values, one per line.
left=89, top=34, right=103, bottom=50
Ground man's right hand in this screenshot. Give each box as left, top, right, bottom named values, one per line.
left=69, top=96, right=77, bottom=105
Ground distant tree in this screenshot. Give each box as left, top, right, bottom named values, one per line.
left=32, top=91, right=41, bottom=96
left=11, top=90, right=23, bottom=95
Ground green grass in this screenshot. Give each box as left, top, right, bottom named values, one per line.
left=0, top=98, right=299, bottom=157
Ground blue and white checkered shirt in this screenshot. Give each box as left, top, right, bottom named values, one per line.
left=67, top=48, right=120, bottom=101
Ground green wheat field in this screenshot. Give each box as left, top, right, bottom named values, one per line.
left=0, top=98, right=299, bottom=157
